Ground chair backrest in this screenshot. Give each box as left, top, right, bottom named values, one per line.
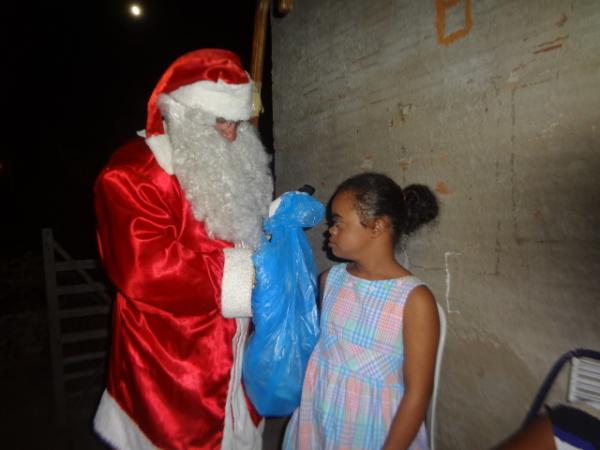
left=427, top=301, right=448, bottom=450
left=568, top=355, right=600, bottom=411
left=524, top=349, right=600, bottom=426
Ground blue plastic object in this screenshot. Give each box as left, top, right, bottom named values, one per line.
left=243, top=191, right=325, bottom=417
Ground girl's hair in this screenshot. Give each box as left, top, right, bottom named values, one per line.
left=334, top=172, right=438, bottom=243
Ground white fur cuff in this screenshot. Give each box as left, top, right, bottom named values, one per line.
left=94, top=390, right=157, bottom=450
left=221, top=248, right=254, bottom=318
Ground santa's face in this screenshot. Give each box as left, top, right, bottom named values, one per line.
left=214, top=118, right=240, bottom=142
left=159, top=95, right=273, bottom=248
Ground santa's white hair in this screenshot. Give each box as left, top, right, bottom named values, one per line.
left=158, top=94, right=273, bottom=249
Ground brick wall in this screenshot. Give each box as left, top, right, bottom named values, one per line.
left=271, top=0, right=600, bottom=448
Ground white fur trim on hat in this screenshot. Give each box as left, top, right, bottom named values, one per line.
left=170, top=78, right=253, bottom=122
left=221, top=248, right=254, bottom=318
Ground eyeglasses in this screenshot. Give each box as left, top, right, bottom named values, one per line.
left=215, top=117, right=243, bottom=126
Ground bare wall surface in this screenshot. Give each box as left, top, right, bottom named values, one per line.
left=271, top=0, right=600, bottom=448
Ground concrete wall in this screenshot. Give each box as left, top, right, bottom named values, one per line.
left=270, top=0, right=600, bottom=448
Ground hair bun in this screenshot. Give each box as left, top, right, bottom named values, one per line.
left=403, top=184, right=438, bottom=234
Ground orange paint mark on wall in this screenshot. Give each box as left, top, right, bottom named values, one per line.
left=398, top=158, right=414, bottom=171
left=555, top=13, right=567, bottom=27
left=435, top=181, right=451, bottom=195
left=359, top=155, right=374, bottom=171
left=436, top=0, right=473, bottom=46
left=538, top=36, right=568, bottom=47
left=533, top=43, right=563, bottom=54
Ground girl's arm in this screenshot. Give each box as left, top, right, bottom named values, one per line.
left=317, top=268, right=330, bottom=309
left=383, top=285, right=440, bottom=450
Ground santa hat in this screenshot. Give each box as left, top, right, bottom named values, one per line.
left=143, top=49, right=253, bottom=174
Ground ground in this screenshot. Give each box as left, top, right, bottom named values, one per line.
left=1, top=351, right=288, bottom=449
left=0, top=252, right=288, bottom=449
left=1, top=354, right=104, bottom=449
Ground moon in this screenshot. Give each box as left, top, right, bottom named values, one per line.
left=129, top=4, right=143, bottom=17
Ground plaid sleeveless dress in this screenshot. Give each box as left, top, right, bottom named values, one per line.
left=283, top=263, right=429, bottom=450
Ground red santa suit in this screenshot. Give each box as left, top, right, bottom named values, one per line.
left=93, top=49, right=271, bottom=450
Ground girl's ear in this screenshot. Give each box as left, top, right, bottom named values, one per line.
left=371, top=217, right=388, bottom=237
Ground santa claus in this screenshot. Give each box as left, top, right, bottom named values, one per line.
left=93, top=49, right=273, bottom=450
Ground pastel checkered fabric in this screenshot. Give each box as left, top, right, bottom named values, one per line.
left=283, top=263, right=429, bottom=450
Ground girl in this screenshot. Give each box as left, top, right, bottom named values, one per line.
left=283, top=172, right=440, bottom=450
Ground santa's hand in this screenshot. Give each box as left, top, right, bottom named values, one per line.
left=268, top=197, right=282, bottom=218
left=251, top=235, right=271, bottom=292
left=250, top=236, right=279, bottom=328
left=267, top=185, right=315, bottom=219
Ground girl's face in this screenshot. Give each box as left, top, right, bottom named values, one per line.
left=328, top=190, right=373, bottom=260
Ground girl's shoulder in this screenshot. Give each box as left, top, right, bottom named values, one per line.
left=324, top=263, right=351, bottom=281
left=319, top=263, right=349, bottom=290
left=328, top=262, right=348, bottom=275
left=399, top=275, right=432, bottom=301
left=399, top=274, right=426, bottom=289
left=385, top=275, right=430, bottom=308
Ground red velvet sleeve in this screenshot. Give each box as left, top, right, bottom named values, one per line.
left=94, top=155, right=226, bottom=316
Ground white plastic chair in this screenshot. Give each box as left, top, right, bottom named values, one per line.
left=568, top=354, right=600, bottom=410
left=524, top=349, right=600, bottom=425
left=426, top=302, right=447, bottom=450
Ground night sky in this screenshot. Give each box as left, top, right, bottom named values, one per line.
left=2, top=0, right=267, bottom=258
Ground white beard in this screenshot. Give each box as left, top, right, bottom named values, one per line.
left=159, top=95, right=273, bottom=249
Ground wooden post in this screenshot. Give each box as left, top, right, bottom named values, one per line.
left=250, top=0, right=293, bottom=127
left=250, top=0, right=270, bottom=89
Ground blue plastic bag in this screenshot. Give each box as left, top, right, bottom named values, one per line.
left=242, top=191, right=325, bottom=417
